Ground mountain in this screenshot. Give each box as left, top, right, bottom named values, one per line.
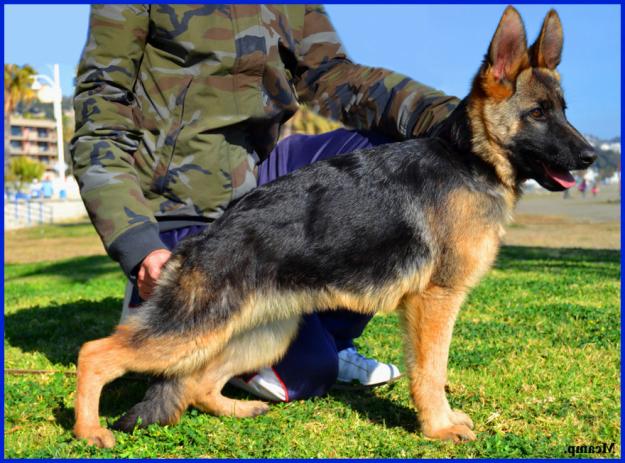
left=585, top=134, right=620, bottom=179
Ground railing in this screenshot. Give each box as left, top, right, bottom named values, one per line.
left=4, top=199, right=54, bottom=228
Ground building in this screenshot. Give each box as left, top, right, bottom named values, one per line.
left=8, top=116, right=59, bottom=174
left=600, top=142, right=621, bottom=154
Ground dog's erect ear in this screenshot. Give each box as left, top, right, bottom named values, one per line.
left=529, top=10, right=563, bottom=69
left=481, top=6, right=529, bottom=99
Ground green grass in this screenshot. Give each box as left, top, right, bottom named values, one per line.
left=6, top=220, right=98, bottom=240
left=4, top=246, right=621, bottom=458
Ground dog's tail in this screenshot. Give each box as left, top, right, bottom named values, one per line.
left=111, top=376, right=186, bottom=433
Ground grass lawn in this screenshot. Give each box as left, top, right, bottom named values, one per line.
left=4, top=222, right=106, bottom=265
left=3, top=240, right=621, bottom=458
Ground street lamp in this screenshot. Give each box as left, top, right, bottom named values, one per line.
left=31, top=64, right=66, bottom=184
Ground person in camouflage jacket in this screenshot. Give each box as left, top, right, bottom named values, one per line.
left=72, top=4, right=458, bottom=278
left=72, top=4, right=459, bottom=401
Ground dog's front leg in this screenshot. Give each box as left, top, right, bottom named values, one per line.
left=402, top=286, right=475, bottom=443
left=74, top=336, right=127, bottom=448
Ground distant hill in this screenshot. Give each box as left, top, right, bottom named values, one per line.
left=585, top=134, right=620, bottom=179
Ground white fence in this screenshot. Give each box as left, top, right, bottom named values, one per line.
left=4, top=199, right=88, bottom=230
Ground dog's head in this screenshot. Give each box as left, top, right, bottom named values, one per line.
left=470, top=6, right=595, bottom=191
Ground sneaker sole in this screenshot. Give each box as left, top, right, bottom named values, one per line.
left=332, top=374, right=402, bottom=390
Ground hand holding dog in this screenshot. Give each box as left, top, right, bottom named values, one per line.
left=138, top=249, right=172, bottom=300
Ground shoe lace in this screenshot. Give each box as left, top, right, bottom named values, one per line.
left=343, top=348, right=377, bottom=369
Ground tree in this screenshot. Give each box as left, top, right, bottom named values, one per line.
left=4, top=64, right=37, bottom=176
left=280, top=105, right=343, bottom=140
left=63, top=111, right=75, bottom=176
left=5, top=157, right=46, bottom=193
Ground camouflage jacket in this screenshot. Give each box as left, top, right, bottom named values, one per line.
left=71, top=4, right=459, bottom=278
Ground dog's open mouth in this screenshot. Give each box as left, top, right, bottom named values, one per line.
left=540, top=162, right=576, bottom=189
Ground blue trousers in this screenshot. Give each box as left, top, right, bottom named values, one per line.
left=130, top=129, right=391, bottom=400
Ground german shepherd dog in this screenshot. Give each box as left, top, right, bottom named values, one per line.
left=74, top=6, right=595, bottom=447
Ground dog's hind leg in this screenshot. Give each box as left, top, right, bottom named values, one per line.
left=112, top=362, right=266, bottom=434
left=188, top=316, right=301, bottom=417
left=111, top=315, right=301, bottom=432
left=73, top=322, right=231, bottom=447
left=110, top=375, right=189, bottom=433
left=401, top=287, right=476, bottom=443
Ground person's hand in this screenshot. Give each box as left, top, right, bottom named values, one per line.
left=137, top=248, right=172, bottom=300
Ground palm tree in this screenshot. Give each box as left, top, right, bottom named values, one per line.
left=4, top=64, right=37, bottom=176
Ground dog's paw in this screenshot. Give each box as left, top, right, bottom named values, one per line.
left=232, top=399, right=270, bottom=418
left=110, top=411, right=141, bottom=433
left=111, top=400, right=168, bottom=433
left=424, top=424, right=476, bottom=443
left=449, top=409, right=474, bottom=429
left=74, top=425, right=116, bottom=448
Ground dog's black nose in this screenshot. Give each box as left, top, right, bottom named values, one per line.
left=579, top=148, right=597, bottom=167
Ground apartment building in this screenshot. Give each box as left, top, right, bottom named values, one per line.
left=8, top=116, right=59, bottom=172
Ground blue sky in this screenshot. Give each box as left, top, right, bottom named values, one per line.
left=4, top=4, right=621, bottom=138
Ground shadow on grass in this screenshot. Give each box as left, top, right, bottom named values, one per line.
left=496, top=246, right=620, bottom=279
left=5, top=297, right=121, bottom=367
left=53, top=381, right=419, bottom=435
left=5, top=255, right=119, bottom=283
left=327, top=386, right=419, bottom=434
left=220, top=380, right=417, bottom=434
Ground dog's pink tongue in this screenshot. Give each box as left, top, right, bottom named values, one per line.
left=542, top=163, right=576, bottom=189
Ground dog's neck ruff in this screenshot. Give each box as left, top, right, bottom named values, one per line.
left=466, top=97, right=520, bottom=209
left=432, top=98, right=519, bottom=212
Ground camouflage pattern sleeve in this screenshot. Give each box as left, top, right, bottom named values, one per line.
left=294, top=5, right=461, bottom=140
left=71, top=5, right=164, bottom=278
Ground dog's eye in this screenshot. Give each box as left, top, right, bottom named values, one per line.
left=529, top=108, right=545, bottom=119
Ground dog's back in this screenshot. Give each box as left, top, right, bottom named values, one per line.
left=130, top=137, right=507, bottom=340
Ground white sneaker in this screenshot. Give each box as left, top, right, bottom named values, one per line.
left=336, top=347, right=401, bottom=387
left=228, top=367, right=288, bottom=402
